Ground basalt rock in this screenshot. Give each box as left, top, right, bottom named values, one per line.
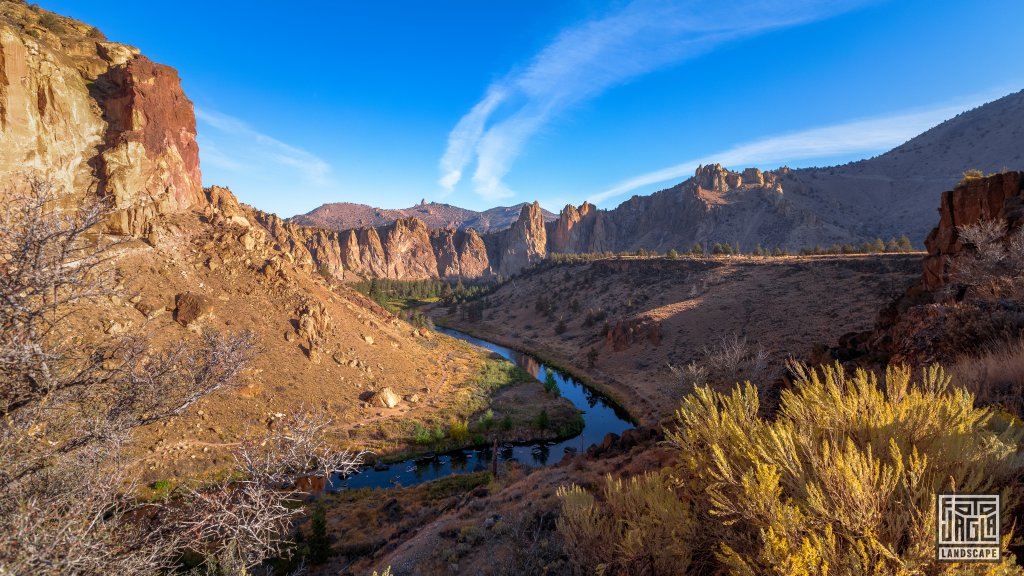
left=604, top=316, right=662, bottom=352
left=920, top=171, right=1024, bottom=291
left=827, top=172, right=1024, bottom=366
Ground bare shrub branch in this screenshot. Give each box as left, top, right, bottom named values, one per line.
left=952, top=219, right=1024, bottom=299
left=0, top=179, right=306, bottom=574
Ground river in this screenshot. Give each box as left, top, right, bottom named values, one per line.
left=331, top=327, right=633, bottom=490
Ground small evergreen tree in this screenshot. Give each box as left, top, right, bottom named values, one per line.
left=307, top=505, right=330, bottom=564
left=535, top=409, right=550, bottom=431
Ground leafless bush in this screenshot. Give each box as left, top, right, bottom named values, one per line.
left=181, top=409, right=364, bottom=572
left=0, top=179, right=361, bottom=574
left=669, top=333, right=768, bottom=393
left=951, top=218, right=1024, bottom=299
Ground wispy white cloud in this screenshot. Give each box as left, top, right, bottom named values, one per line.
left=587, top=95, right=993, bottom=204
left=196, top=108, right=331, bottom=186
left=439, top=0, right=870, bottom=200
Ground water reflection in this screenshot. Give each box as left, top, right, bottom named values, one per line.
left=331, top=328, right=633, bottom=491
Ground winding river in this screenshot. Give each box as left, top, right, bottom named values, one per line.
left=331, top=327, right=633, bottom=490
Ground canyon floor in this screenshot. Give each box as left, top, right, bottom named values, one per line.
left=86, top=209, right=577, bottom=492
left=298, top=252, right=923, bottom=574
left=432, top=254, right=922, bottom=427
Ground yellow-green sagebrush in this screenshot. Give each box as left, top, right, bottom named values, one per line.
left=559, top=363, right=1024, bottom=575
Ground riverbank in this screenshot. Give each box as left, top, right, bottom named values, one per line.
left=333, top=327, right=632, bottom=490
left=429, top=313, right=644, bottom=426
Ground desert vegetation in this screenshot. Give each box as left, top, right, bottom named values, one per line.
left=0, top=181, right=362, bottom=574
left=558, top=363, right=1024, bottom=575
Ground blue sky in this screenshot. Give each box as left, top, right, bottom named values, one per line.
left=43, top=0, right=1024, bottom=217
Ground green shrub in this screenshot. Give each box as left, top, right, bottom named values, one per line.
left=37, top=13, right=64, bottom=34
left=413, top=424, right=432, bottom=445
left=432, top=425, right=445, bottom=443
left=501, top=415, right=513, bottom=431
left=449, top=418, right=469, bottom=444
left=667, top=248, right=680, bottom=259
left=150, top=479, right=172, bottom=498
left=307, top=505, right=330, bottom=564
left=534, top=409, right=550, bottom=431
left=554, top=319, right=567, bottom=335
left=479, top=409, right=494, bottom=432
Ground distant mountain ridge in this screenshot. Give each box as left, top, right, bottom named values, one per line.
left=550, top=89, right=1024, bottom=254
left=291, top=200, right=557, bottom=233
left=280, top=89, right=1024, bottom=280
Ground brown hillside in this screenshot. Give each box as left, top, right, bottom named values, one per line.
left=434, top=254, right=921, bottom=425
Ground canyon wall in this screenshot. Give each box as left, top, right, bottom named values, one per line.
left=0, top=1, right=203, bottom=236
left=547, top=164, right=837, bottom=255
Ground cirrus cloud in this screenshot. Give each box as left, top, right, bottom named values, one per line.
left=439, top=0, right=872, bottom=200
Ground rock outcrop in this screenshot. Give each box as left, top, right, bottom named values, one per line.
left=489, top=201, right=548, bottom=278
left=920, top=171, right=1024, bottom=291
left=546, top=164, right=796, bottom=254
left=174, top=292, right=213, bottom=327
left=826, top=171, right=1024, bottom=366
left=431, top=227, right=489, bottom=278
left=0, top=2, right=204, bottom=236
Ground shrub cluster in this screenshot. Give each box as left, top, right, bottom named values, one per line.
left=559, top=363, right=1024, bottom=575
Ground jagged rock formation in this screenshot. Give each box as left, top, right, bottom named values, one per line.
left=430, top=227, right=489, bottom=278
left=292, top=200, right=556, bottom=233
left=0, top=1, right=203, bottom=236
left=242, top=195, right=550, bottom=281
left=488, top=201, right=548, bottom=278
left=548, top=164, right=800, bottom=253
left=549, top=90, right=1024, bottom=254
left=827, top=171, right=1024, bottom=366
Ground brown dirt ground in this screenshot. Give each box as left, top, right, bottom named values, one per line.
left=433, top=254, right=922, bottom=426
left=78, top=211, right=573, bottom=491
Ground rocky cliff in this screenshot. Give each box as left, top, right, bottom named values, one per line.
left=548, top=163, right=818, bottom=253
left=488, top=201, right=548, bottom=278
left=0, top=1, right=203, bottom=236
left=919, top=171, right=1024, bottom=291
left=247, top=200, right=548, bottom=281
left=825, top=171, right=1024, bottom=366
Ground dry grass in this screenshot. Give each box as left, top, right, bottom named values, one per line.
left=437, top=255, right=920, bottom=425
left=952, top=338, right=1024, bottom=419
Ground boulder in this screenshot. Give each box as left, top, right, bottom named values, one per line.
left=174, top=292, right=213, bottom=326
left=369, top=387, right=400, bottom=408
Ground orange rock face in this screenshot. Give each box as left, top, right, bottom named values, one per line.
left=97, top=56, right=204, bottom=235
left=921, top=172, right=1024, bottom=290
left=0, top=3, right=204, bottom=237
